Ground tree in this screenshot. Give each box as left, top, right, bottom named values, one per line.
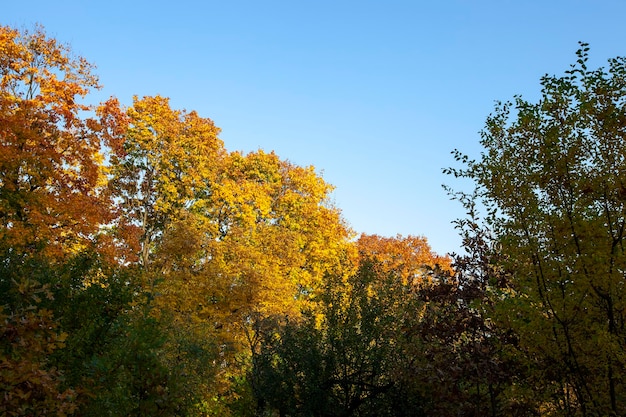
left=0, top=24, right=117, bottom=260
left=108, top=96, right=357, bottom=412
left=0, top=256, right=77, bottom=416
left=447, top=43, right=626, bottom=415
left=180, top=150, right=357, bottom=413
left=355, top=235, right=524, bottom=416
left=356, top=234, right=453, bottom=286
left=206, top=150, right=355, bottom=322
left=251, top=235, right=462, bottom=417
left=108, top=94, right=224, bottom=268
left=0, top=25, right=123, bottom=415
left=251, top=262, right=428, bottom=417
left=46, top=254, right=201, bottom=416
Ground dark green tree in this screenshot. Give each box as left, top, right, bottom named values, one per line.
left=48, top=255, right=196, bottom=416
left=0, top=248, right=205, bottom=416
left=0, top=253, right=78, bottom=416
left=251, top=263, right=429, bottom=417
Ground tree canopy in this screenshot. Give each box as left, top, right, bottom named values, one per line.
left=2, top=25, right=626, bottom=417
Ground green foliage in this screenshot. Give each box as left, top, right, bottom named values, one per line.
left=0, top=248, right=205, bottom=416
left=48, top=257, right=196, bottom=416
left=251, top=260, right=528, bottom=417
left=0, top=255, right=78, bottom=416
left=251, top=263, right=430, bottom=417
left=447, top=43, right=626, bottom=415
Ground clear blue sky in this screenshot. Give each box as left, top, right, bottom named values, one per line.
left=4, top=1, right=626, bottom=255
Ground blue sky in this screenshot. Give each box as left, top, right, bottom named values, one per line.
left=4, top=1, right=626, bottom=255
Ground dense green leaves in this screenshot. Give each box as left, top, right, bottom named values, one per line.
left=252, top=263, right=428, bottom=417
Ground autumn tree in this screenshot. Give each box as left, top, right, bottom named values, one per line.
left=447, top=43, right=626, bottom=415
left=0, top=25, right=127, bottom=415
left=166, top=150, right=357, bottom=413
left=107, top=95, right=357, bottom=413
left=206, top=150, right=355, bottom=324
left=0, top=25, right=118, bottom=259
left=108, top=94, right=224, bottom=268
left=356, top=234, right=452, bottom=285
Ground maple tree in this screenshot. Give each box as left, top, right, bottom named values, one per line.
left=161, top=149, right=356, bottom=413
left=108, top=94, right=224, bottom=267
left=206, top=149, right=355, bottom=318
left=0, top=25, right=117, bottom=259
left=105, top=94, right=357, bottom=412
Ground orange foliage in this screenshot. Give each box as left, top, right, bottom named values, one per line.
left=357, top=234, right=452, bottom=286
left=0, top=25, right=115, bottom=259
